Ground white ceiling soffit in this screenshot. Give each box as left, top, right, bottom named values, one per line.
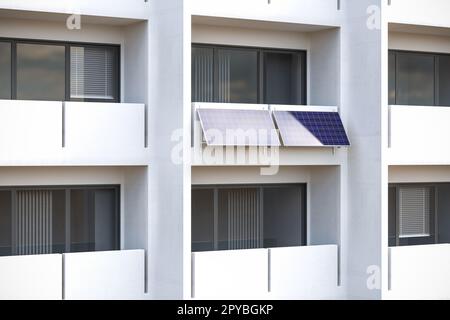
left=0, top=9, right=142, bottom=26
left=192, top=15, right=337, bottom=33
left=389, top=23, right=450, bottom=37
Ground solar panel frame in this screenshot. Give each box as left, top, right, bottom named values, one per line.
left=273, top=110, right=350, bottom=147
left=197, top=108, right=281, bottom=147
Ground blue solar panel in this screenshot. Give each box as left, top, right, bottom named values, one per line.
left=273, top=111, right=350, bottom=147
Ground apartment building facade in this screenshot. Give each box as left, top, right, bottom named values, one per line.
left=0, top=0, right=448, bottom=300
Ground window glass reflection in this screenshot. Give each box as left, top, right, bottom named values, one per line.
left=16, top=43, right=65, bottom=101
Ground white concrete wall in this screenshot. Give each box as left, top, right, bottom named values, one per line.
left=387, top=244, right=450, bottom=300
left=389, top=166, right=450, bottom=183
left=64, top=250, right=145, bottom=300
left=388, top=106, right=450, bottom=165
left=0, top=17, right=125, bottom=44
left=123, top=167, right=148, bottom=251
left=192, top=166, right=311, bottom=185
left=270, top=245, right=340, bottom=299
left=389, top=31, right=450, bottom=54
left=0, top=254, right=62, bottom=300
left=147, top=0, right=190, bottom=299
left=310, top=28, right=340, bottom=106
left=309, top=167, right=340, bottom=245
left=192, top=23, right=311, bottom=50
left=124, top=21, right=148, bottom=104
left=191, top=0, right=341, bottom=27
left=0, top=166, right=124, bottom=185
left=340, top=0, right=385, bottom=299
left=192, top=249, right=268, bottom=299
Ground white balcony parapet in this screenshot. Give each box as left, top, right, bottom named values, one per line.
left=269, top=245, right=339, bottom=299
left=0, top=254, right=62, bottom=300
left=0, top=100, right=62, bottom=163
left=0, top=100, right=148, bottom=165
left=192, top=248, right=268, bottom=299
left=191, top=0, right=341, bottom=28
left=64, top=249, right=145, bottom=300
left=64, top=102, right=147, bottom=164
left=388, top=244, right=450, bottom=300
left=0, top=250, right=145, bottom=300
left=388, top=0, right=450, bottom=28
left=388, top=105, right=450, bottom=164
left=191, top=245, right=340, bottom=300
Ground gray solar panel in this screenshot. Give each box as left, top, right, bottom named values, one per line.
left=197, top=108, right=280, bottom=146
left=273, top=111, right=350, bottom=147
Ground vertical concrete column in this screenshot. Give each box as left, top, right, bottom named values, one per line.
left=147, top=0, right=191, bottom=299
left=340, top=0, right=386, bottom=299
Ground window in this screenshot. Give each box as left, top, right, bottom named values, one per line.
left=398, top=187, right=432, bottom=238
left=389, top=50, right=450, bottom=106
left=389, top=184, right=436, bottom=246
left=0, top=38, right=120, bottom=102
left=70, top=46, right=119, bottom=101
left=192, top=185, right=306, bottom=252
left=192, top=44, right=306, bottom=105
left=0, top=186, right=119, bottom=256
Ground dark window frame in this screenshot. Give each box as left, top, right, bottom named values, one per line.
left=389, top=183, right=438, bottom=247
left=192, top=43, right=307, bottom=105
left=191, top=183, right=307, bottom=252
left=0, top=185, right=120, bottom=256
left=0, top=40, right=13, bottom=99
left=389, top=49, right=450, bottom=106
left=0, top=37, right=121, bottom=103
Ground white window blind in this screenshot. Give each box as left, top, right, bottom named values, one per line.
left=70, top=46, right=116, bottom=100
left=399, top=186, right=432, bottom=238
left=14, top=190, right=53, bottom=255
left=227, top=188, right=262, bottom=250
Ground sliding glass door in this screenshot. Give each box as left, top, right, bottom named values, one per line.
left=0, top=186, right=119, bottom=256
left=192, top=44, right=307, bottom=105
left=192, top=184, right=306, bottom=252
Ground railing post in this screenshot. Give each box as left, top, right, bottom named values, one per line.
left=62, top=101, right=66, bottom=148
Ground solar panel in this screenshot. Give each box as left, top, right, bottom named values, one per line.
left=197, top=108, right=280, bottom=146
left=273, top=111, right=350, bottom=147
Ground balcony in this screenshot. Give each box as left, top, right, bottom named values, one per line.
left=388, top=105, right=450, bottom=164
left=192, top=245, right=339, bottom=300
left=0, top=249, right=145, bottom=300
left=0, top=100, right=148, bottom=165
left=192, top=103, right=350, bottom=166
left=388, top=244, right=450, bottom=300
